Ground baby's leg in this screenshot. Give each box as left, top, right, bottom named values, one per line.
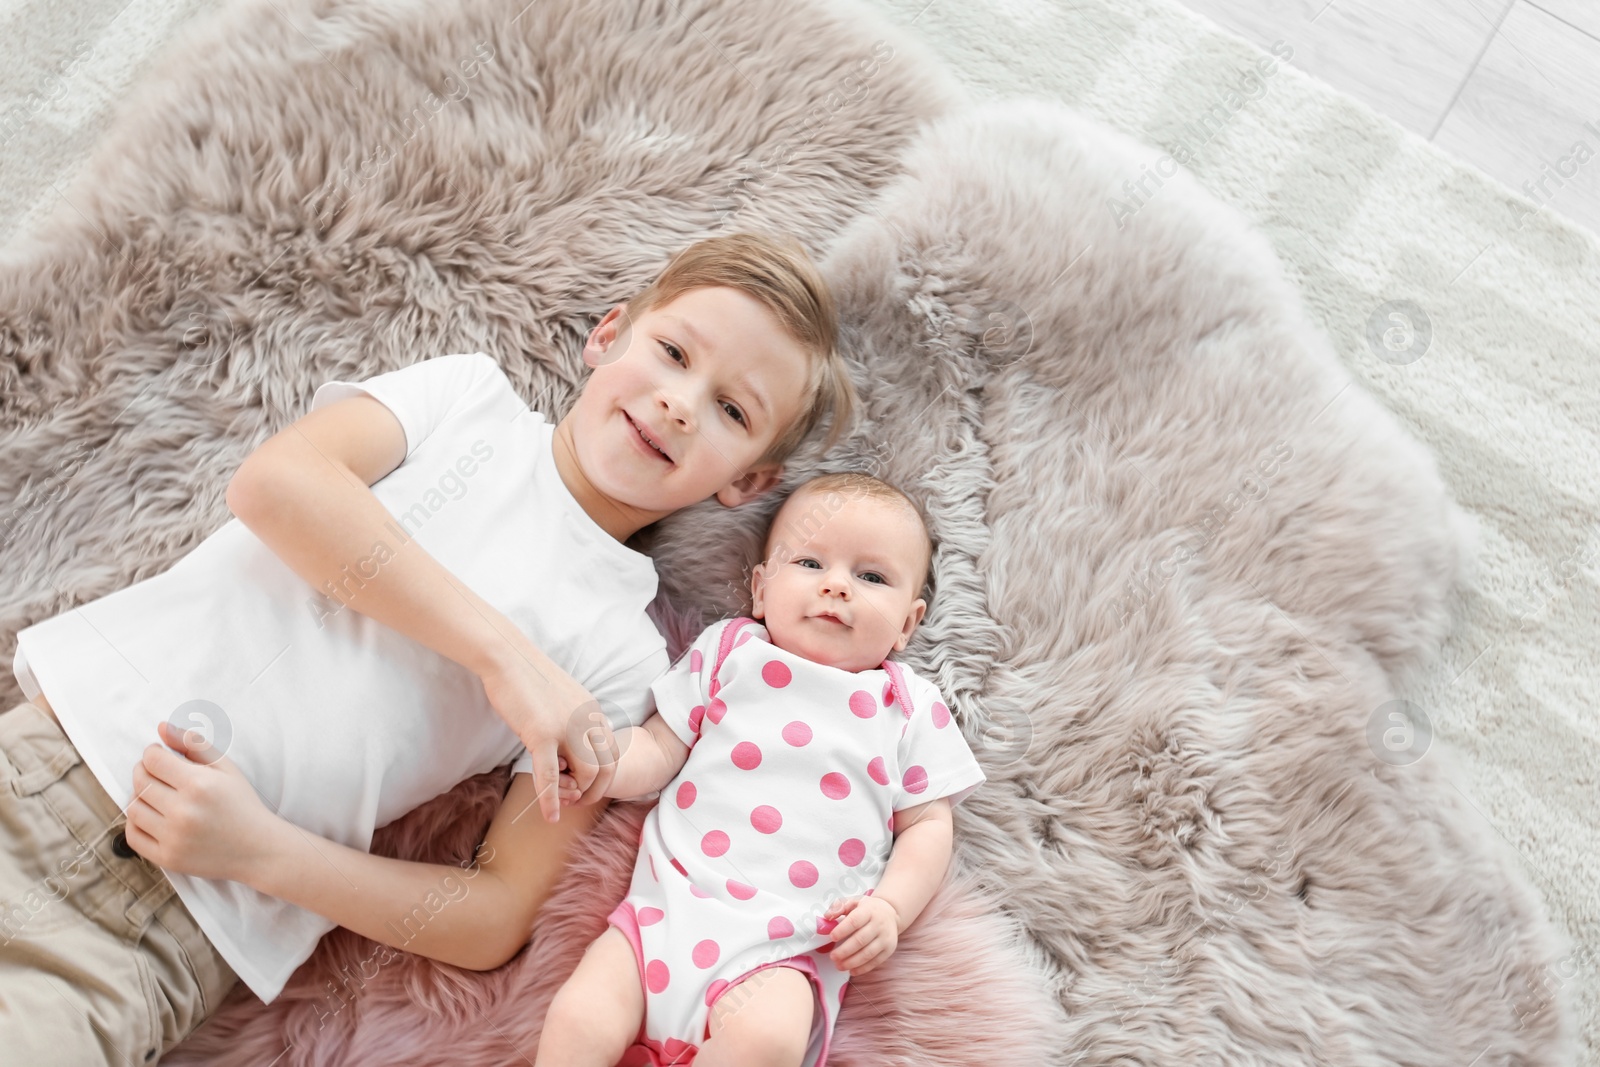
left=533, top=927, right=645, bottom=1067
left=696, top=964, right=815, bottom=1067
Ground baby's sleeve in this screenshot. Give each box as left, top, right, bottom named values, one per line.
left=893, top=672, right=986, bottom=813
left=309, top=352, right=517, bottom=462
left=650, top=621, right=729, bottom=749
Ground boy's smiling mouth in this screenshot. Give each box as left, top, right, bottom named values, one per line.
left=624, top=410, right=674, bottom=465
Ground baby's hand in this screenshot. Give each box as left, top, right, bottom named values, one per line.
left=556, top=756, right=582, bottom=807
left=822, top=893, right=900, bottom=975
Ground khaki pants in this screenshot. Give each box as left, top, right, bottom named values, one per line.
left=0, top=700, right=237, bottom=1064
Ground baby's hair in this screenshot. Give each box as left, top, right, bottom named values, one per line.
left=764, top=471, right=936, bottom=603
left=618, top=231, right=859, bottom=466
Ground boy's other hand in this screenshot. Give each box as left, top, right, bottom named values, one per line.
left=124, top=722, right=277, bottom=884
left=479, top=650, right=606, bottom=823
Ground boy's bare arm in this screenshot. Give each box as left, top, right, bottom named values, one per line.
left=226, top=394, right=596, bottom=818
left=243, top=773, right=606, bottom=971
left=869, top=797, right=954, bottom=934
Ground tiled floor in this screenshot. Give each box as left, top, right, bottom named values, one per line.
left=1172, top=0, right=1600, bottom=236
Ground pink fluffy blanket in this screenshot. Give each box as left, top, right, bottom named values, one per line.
left=166, top=766, right=1062, bottom=1065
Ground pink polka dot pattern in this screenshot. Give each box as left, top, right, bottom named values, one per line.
left=838, top=838, right=866, bottom=866
left=816, top=915, right=838, bottom=936
left=671, top=858, right=689, bottom=877
left=866, top=756, right=889, bottom=785
left=676, top=781, right=696, bottom=809
left=789, top=861, right=819, bottom=888
left=689, top=883, right=711, bottom=898
left=693, top=939, right=720, bottom=968
left=706, top=698, right=728, bottom=725
left=637, top=906, right=664, bottom=926
left=932, top=700, right=952, bottom=728
left=735, top=631, right=751, bottom=647
left=690, top=649, right=703, bottom=673
left=848, top=690, right=877, bottom=719
left=751, top=805, right=783, bottom=834
left=688, top=705, right=706, bottom=733
left=705, top=979, right=729, bottom=1007
left=726, top=879, right=757, bottom=900
left=903, top=765, right=929, bottom=794
left=820, top=772, right=851, bottom=799
left=762, top=660, right=792, bottom=688
left=701, top=830, right=730, bottom=857
left=709, top=678, right=721, bottom=698
left=882, top=679, right=894, bottom=706
left=768, top=916, right=794, bottom=939
left=782, top=720, right=812, bottom=746
left=650, top=855, right=659, bottom=881
left=731, top=741, right=762, bottom=769
left=646, top=959, right=670, bottom=993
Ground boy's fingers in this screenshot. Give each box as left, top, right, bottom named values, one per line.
left=532, top=744, right=561, bottom=823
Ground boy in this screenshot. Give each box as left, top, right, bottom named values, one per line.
left=0, top=231, right=858, bottom=1064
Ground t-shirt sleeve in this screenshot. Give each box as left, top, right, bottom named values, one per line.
left=309, top=352, right=516, bottom=461
left=894, top=671, right=986, bottom=812
left=649, top=621, right=729, bottom=749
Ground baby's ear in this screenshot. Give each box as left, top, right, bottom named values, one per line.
left=715, top=462, right=784, bottom=508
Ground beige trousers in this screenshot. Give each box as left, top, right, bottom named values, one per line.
left=0, top=700, right=237, bottom=1064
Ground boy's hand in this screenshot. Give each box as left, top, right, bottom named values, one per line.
left=479, top=651, right=609, bottom=822
left=124, top=722, right=279, bottom=884
left=822, top=893, right=900, bottom=975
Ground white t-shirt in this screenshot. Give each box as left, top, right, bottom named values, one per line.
left=11, top=352, right=669, bottom=1001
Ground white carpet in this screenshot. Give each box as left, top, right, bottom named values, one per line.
left=3, top=0, right=1595, bottom=1060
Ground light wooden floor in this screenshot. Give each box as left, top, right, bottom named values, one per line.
left=1171, top=0, right=1600, bottom=237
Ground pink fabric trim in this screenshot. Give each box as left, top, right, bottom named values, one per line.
left=880, top=659, right=915, bottom=720
left=709, top=616, right=756, bottom=689
left=704, top=953, right=835, bottom=1067
left=606, top=901, right=700, bottom=1066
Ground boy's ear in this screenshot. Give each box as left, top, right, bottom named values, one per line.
left=715, top=462, right=784, bottom=508
left=582, top=304, right=628, bottom=368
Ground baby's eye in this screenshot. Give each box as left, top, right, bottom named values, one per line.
left=660, top=340, right=685, bottom=363
left=721, top=400, right=746, bottom=426
left=796, top=558, right=821, bottom=569
left=860, top=572, right=886, bottom=585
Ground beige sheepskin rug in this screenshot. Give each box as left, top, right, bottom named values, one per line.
left=0, top=0, right=1570, bottom=1061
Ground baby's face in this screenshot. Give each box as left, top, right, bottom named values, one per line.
left=750, top=489, right=929, bottom=673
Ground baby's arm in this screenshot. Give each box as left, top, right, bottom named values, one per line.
left=823, top=796, right=954, bottom=975
left=585, top=712, right=691, bottom=801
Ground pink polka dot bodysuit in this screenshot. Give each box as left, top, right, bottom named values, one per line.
left=608, top=616, right=986, bottom=1067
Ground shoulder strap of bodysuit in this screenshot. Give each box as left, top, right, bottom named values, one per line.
left=880, top=659, right=916, bottom=720
left=709, top=616, right=759, bottom=694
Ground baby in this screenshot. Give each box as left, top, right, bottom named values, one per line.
left=537, top=471, right=985, bottom=1067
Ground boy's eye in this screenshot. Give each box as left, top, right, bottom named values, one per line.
left=860, top=572, right=886, bottom=585
left=797, top=558, right=820, bottom=569
left=661, top=340, right=685, bottom=363
left=721, top=401, right=746, bottom=426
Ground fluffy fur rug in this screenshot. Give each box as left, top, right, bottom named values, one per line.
left=0, top=0, right=1570, bottom=1063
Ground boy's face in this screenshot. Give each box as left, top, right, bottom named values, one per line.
left=568, top=286, right=811, bottom=518
left=750, top=489, right=929, bottom=673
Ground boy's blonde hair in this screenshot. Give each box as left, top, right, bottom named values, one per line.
left=619, top=232, right=858, bottom=467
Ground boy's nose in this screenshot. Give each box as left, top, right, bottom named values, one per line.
left=658, top=389, right=696, bottom=432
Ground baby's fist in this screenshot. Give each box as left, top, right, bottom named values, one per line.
left=823, top=893, right=900, bottom=975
